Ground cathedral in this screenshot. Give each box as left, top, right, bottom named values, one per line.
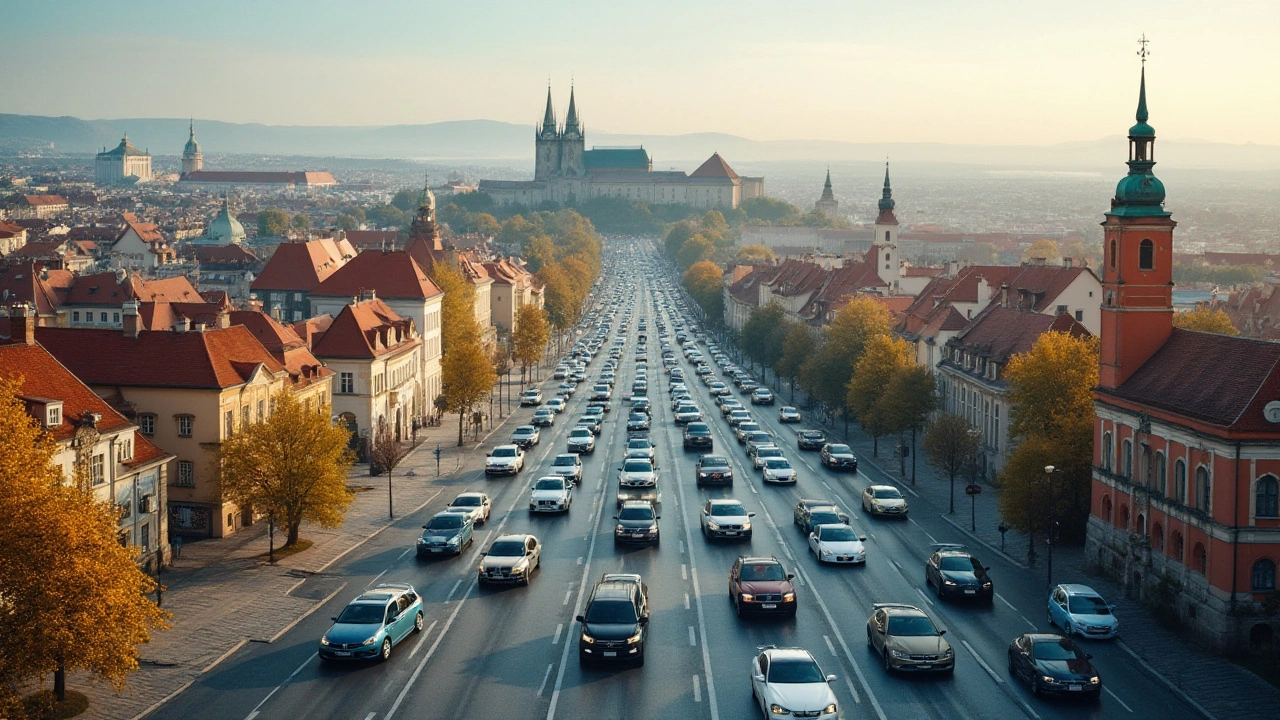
left=479, top=86, right=764, bottom=209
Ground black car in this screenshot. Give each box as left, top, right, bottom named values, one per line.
left=925, top=544, right=994, bottom=602
left=683, top=422, right=713, bottom=450
left=795, top=505, right=850, bottom=534
left=577, top=573, right=650, bottom=666
left=819, top=443, right=858, bottom=471
left=796, top=430, right=827, bottom=450
left=631, top=398, right=651, bottom=415
left=695, top=454, right=733, bottom=486
left=614, top=501, right=660, bottom=546
left=1007, top=633, right=1101, bottom=700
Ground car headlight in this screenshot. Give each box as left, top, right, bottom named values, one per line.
left=478, top=565, right=487, bottom=574
left=742, top=521, right=751, bottom=530
left=627, top=631, right=643, bottom=644
left=822, top=704, right=838, bottom=715
left=319, top=636, right=330, bottom=646
left=820, top=550, right=833, bottom=559
left=782, top=592, right=796, bottom=602
left=944, top=580, right=957, bottom=586
left=705, top=519, right=720, bottom=530
left=769, top=704, right=790, bottom=715
left=740, top=593, right=755, bottom=602
left=1041, top=676, right=1058, bottom=684
left=890, top=649, right=908, bottom=658
left=362, top=634, right=380, bottom=646
left=417, top=537, right=427, bottom=544
left=1089, top=676, right=1100, bottom=684
left=648, top=524, right=659, bottom=532
left=512, top=565, right=525, bottom=575
left=580, top=632, right=595, bottom=644
left=982, top=581, right=992, bottom=588
left=943, top=647, right=954, bottom=657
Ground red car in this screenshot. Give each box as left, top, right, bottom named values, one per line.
left=729, top=556, right=797, bottom=618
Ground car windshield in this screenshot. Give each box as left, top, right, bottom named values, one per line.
left=739, top=563, right=786, bottom=581
left=739, top=423, right=760, bottom=432
left=629, top=414, right=646, bottom=422
left=1033, top=639, right=1085, bottom=661
left=488, top=540, right=526, bottom=556
left=765, top=459, right=791, bottom=470
left=618, top=506, right=654, bottom=520
left=678, top=405, right=697, bottom=412
left=585, top=599, right=637, bottom=624
left=767, top=658, right=825, bottom=684
left=702, top=457, right=729, bottom=468
left=535, top=478, right=564, bottom=491
left=553, top=456, right=577, bottom=466
left=515, top=426, right=535, bottom=435
left=819, top=526, right=857, bottom=541
left=828, top=445, right=852, bottom=455
left=493, top=448, right=517, bottom=458
left=1068, top=595, right=1111, bottom=615
left=571, top=429, right=591, bottom=437
left=803, top=432, right=824, bottom=439
left=426, top=515, right=464, bottom=530
left=452, top=496, right=481, bottom=507
left=940, top=556, right=977, bottom=572
left=873, top=488, right=902, bottom=499
left=809, top=511, right=841, bottom=525
left=710, top=503, right=747, bottom=517
left=628, top=441, right=651, bottom=450
left=336, top=603, right=386, bottom=624
left=887, top=615, right=938, bottom=636
left=623, top=460, right=652, bottom=473
left=688, top=425, right=710, bottom=434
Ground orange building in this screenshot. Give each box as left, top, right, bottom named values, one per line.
left=1087, top=66, right=1280, bottom=651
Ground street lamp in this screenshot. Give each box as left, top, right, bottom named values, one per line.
left=1043, top=465, right=1063, bottom=592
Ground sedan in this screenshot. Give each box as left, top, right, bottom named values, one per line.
left=751, top=445, right=785, bottom=469
left=511, top=424, right=540, bottom=449
left=416, top=511, right=475, bottom=557
left=866, top=603, right=954, bottom=673
left=751, top=388, right=775, bottom=405
left=809, top=523, right=867, bottom=565
left=727, top=410, right=753, bottom=427
left=926, top=545, right=994, bottom=602
left=614, top=500, right=660, bottom=546
left=626, top=437, right=657, bottom=463
left=819, top=443, right=858, bottom=471
left=546, top=397, right=566, bottom=413
left=1048, top=584, right=1119, bottom=639
left=549, top=453, right=583, bottom=484
left=626, top=412, right=651, bottom=431
left=529, top=476, right=573, bottom=513
left=700, top=499, right=754, bottom=540
left=778, top=406, right=802, bottom=423
left=695, top=454, right=733, bottom=486
left=567, top=427, right=597, bottom=454
left=730, top=556, right=797, bottom=617
left=447, top=492, right=491, bottom=525
left=557, top=381, right=577, bottom=396
left=1007, top=633, right=1102, bottom=700
left=674, top=403, right=702, bottom=424
left=319, top=583, right=424, bottom=663
left=862, top=485, right=908, bottom=518
left=797, top=429, right=827, bottom=450
left=749, top=647, right=840, bottom=720
left=683, top=422, right=713, bottom=450
left=762, top=457, right=797, bottom=484
left=485, top=445, right=525, bottom=476
left=532, top=408, right=556, bottom=427
left=478, top=534, right=541, bottom=586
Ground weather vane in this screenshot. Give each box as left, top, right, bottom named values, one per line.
left=1137, top=34, right=1150, bottom=66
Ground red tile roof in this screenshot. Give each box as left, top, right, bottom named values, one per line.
left=137, top=302, right=225, bottom=331
left=291, top=315, right=333, bottom=349
left=310, top=298, right=419, bottom=359
left=229, top=310, right=332, bottom=389
left=875, top=209, right=899, bottom=226
left=119, top=216, right=163, bottom=244
left=0, top=342, right=131, bottom=441
left=310, top=250, right=442, bottom=301
left=184, top=243, right=257, bottom=267
left=63, top=272, right=201, bottom=307
left=945, top=305, right=1089, bottom=368
left=250, top=239, right=351, bottom=292
left=344, top=230, right=401, bottom=249
left=689, top=153, right=740, bottom=180
left=0, top=262, right=73, bottom=315
left=21, top=195, right=68, bottom=207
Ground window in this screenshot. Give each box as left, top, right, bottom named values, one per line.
left=1152, top=522, right=1164, bottom=551
left=1110, top=239, right=1117, bottom=268
left=140, top=523, right=150, bottom=551
left=176, top=460, right=195, bottom=486
left=1101, top=495, right=1113, bottom=523
left=47, top=406, right=61, bottom=427
left=100, top=312, right=108, bottom=323
left=1137, top=512, right=1146, bottom=536
left=224, top=410, right=234, bottom=437
left=73, top=311, right=80, bottom=322
left=1171, top=531, right=1184, bottom=561
left=257, top=399, right=265, bottom=423
left=1257, top=476, right=1280, bottom=518
left=340, top=372, right=355, bottom=394
left=113, top=312, right=120, bottom=323
left=1122, top=439, right=1133, bottom=478
left=1193, top=543, right=1206, bottom=574
left=117, top=438, right=132, bottom=462
left=1056, top=304, right=1068, bottom=316
left=1075, top=309, right=1084, bottom=322
left=90, top=454, right=105, bottom=485
left=1196, top=466, right=1212, bottom=514
left=1102, top=432, right=1113, bottom=471
left=1174, top=459, right=1187, bottom=503
left=177, top=414, right=193, bottom=437
left=139, top=413, right=155, bottom=435
left=1155, top=452, right=1167, bottom=496
left=1139, top=239, right=1154, bottom=270
left=1252, top=559, right=1276, bottom=591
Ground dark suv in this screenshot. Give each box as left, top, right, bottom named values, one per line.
left=683, top=422, right=713, bottom=450
left=729, top=556, right=797, bottom=618
left=695, top=454, right=733, bottom=486
left=577, top=573, right=650, bottom=666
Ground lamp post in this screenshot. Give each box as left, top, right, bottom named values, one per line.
left=1043, top=465, right=1063, bottom=591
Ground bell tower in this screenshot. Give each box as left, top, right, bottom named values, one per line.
left=534, top=85, right=560, bottom=181
left=872, top=162, right=900, bottom=292
left=1098, top=39, right=1175, bottom=390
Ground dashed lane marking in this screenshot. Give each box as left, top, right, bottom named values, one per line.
left=407, top=620, right=438, bottom=658
left=823, top=635, right=837, bottom=656
left=552, top=623, right=563, bottom=645
left=445, top=578, right=463, bottom=602
left=692, top=674, right=702, bottom=703
left=996, top=593, right=1038, bottom=630
left=681, top=563, right=688, bottom=580
left=916, top=587, right=936, bottom=607
left=562, top=588, right=572, bottom=606
left=960, top=640, right=1003, bottom=684
left=1105, top=687, right=1134, bottom=713
left=535, top=663, right=554, bottom=698
left=684, top=593, right=690, bottom=610
left=908, top=517, right=937, bottom=543
left=241, top=652, right=316, bottom=720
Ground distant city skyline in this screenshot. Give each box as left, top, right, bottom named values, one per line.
left=3, top=0, right=1278, bottom=146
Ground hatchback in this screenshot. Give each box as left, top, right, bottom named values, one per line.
left=319, top=583, right=424, bottom=662
left=1047, top=585, right=1119, bottom=639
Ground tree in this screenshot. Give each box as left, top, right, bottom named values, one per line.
left=441, top=340, right=497, bottom=446
left=736, top=244, right=774, bottom=263
left=1022, top=239, right=1060, bottom=262
left=537, top=263, right=577, bottom=330
left=799, top=297, right=892, bottom=418
left=390, top=188, right=420, bottom=213
left=1173, top=307, right=1239, bottom=335
left=663, top=221, right=696, bottom=259
left=998, top=434, right=1092, bottom=545
left=218, top=391, right=355, bottom=547
left=257, top=208, right=290, bottom=237
left=498, top=214, right=538, bottom=248
left=368, top=418, right=409, bottom=517
left=0, top=380, right=170, bottom=714
left=429, top=262, right=480, bottom=353
left=291, top=213, right=311, bottom=231
left=512, top=304, right=550, bottom=384
left=366, top=204, right=406, bottom=228
left=472, top=213, right=501, bottom=237
left=525, top=235, right=557, bottom=273
left=924, top=413, right=981, bottom=514
left=337, top=213, right=360, bottom=232
left=676, top=234, right=715, bottom=270
left=881, top=364, right=939, bottom=480
left=774, top=321, right=816, bottom=402
left=847, top=335, right=913, bottom=455
left=682, top=260, right=724, bottom=322
left=740, top=303, right=788, bottom=372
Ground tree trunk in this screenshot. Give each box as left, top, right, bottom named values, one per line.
left=286, top=520, right=301, bottom=547
left=55, top=658, right=66, bottom=702
left=910, top=427, right=917, bottom=483
left=457, top=409, right=465, bottom=447
left=872, top=435, right=878, bottom=457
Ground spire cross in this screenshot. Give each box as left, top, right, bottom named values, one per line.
left=1137, top=34, right=1150, bottom=65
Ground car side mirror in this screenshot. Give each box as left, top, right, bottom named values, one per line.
left=422, top=525, right=428, bottom=529
left=656, top=516, right=661, bottom=520
left=786, top=573, right=795, bottom=580
left=825, top=674, right=837, bottom=683
left=612, top=515, right=619, bottom=519
left=485, top=453, right=491, bottom=457
left=859, top=536, right=867, bottom=542
left=1084, top=653, right=1093, bottom=660
left=575, top=615, right=585, bottom=623
left=638, top=616, right=649, bottom=626
left=939, top=630, right=947, bottom=636
left=753, top=674, right=765, bottom=683
left=330, top=616, right=339, bottom=622
left=840, top=514, right=850, bottom=523
left=748, top=512, right=756, bottom=517
left=1108, top=605, right=1117, bottom=612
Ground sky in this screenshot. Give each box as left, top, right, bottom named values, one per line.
left=2, top=0, right=1277, bottom=146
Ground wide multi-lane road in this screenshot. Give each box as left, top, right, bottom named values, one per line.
left=155, top=244, right=1203, bottom=720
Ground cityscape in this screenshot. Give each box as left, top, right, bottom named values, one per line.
left=2, top=3, right=1279, bottom=720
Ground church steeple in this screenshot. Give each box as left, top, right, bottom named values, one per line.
left=1110, top=39, right=1166, bottom=217
left=538, top=84, right=558, bottom=139
left=814, top=165, right=838, bottom=218
left=409, top=172, right=441, bottom=247
left=563, top=84, right=581, bottom=137
left=182, top=119, right=202, bottom=174
left=878, top=162, right=895, bottom=213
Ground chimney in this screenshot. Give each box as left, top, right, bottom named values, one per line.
left=945, top=259, right=960, bottom=278
left=216, top=310, right=230, bottom=329
left=122, top=301, right=140, bottom=339
left=1063, top=257, right=1074, bottom=269
left=361, top=289, right=377, bottom=302
left=174, top=317, right=191, bottom=332
left=976, top=276, right=990, bottom=305
left=13, top=302, right=36, bottom=345
left=1000, top=283, right=1009, bottom=308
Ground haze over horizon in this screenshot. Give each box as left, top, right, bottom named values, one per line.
left=3, top=0, right=1278, bottom=147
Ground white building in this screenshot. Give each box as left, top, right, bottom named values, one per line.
left=95, top=135, right=152, bottom=185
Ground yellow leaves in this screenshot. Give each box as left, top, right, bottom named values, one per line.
left=1172, top=307, right=1239, bottom=336
left=430, top=262, right=480, bottom=354
left=512, top=305, right=550, bottom=370
left=442, top=340, right=498, bottom=415
left=847, top=335, right=914, bottom=436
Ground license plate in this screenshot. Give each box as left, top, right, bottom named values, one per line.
left=964, top=589, right=976, bottom=595
left=334, top=651, right=351, bottom=657
left=1068, top=684, right=1082, bottom=692
left=430, top=547, right=445, bottom=553
left=603, top=651, right=617, bottom=658
left=761, top=603, right=777, bottom=609
left=916, top=664, right=932, bottom=670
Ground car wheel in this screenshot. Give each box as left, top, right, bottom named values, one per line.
left=414, top=611, right=424, bottom=633
left=380, top=637, right=392, bottom=662
left=735, top=595, right=743, bottom=617
left=883, top=649, right=893, bottom=673
left=1031, top=677, right=1042, bottom=696
left=937, top=581, right=946, bottom=600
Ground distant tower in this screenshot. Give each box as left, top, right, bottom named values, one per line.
left=409, top=172, right=440, bottom=248
left=182, top=119, right=203, bottom=175
left=814, top=167, right=839, bottom=218
left=1098, top=55, right=1175, bottom=390
left=534, top=85, right=560, bottom=181
left=560, top=85, right=585, bottom=177
left=872, top=162, right=900, bottom=291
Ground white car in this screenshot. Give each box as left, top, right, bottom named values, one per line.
left=478, top=534, right=541, bottom=586
left=546, top=397, right=566, bottom=413
left=808, top=523, right=867, bottom=564
left=485, top=445, right=525, bottom=476
left=779, top=406, right=801, bottom=423
left=447, top=492, right=492, bottom=525
left=521, top=389, right=543, bottom=406
left=557, top=382, right=576, bottom=397
left=674, top=404, right=702, bottom=423
left=762, top=458, right=797, bottom=484
left=862, top=485, right=908, bottom=517
left=750, top=646, right=840, bottom=720
left=529, top=476, right=573, bottom=513
left=549, top=453, right=583, bottom=484
left=567, top=427, right=596, bottom=454
left=753, top=445, right=785, bottom=469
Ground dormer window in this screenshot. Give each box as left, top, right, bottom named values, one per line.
left=46, top=402, right=62, bottom=428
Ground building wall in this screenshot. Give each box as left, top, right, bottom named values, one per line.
left=112, top=227, right=163, bottom=271
left=326, top=343, right=421, bottom=451
left=937, top=363, right=1009, bottom=478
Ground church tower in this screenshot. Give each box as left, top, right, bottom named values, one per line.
left=1098, top=56, right=1175, bottom=390
left=408, top=173, right=441, bottom=249
left=814, top=167, right=839, bottom=218
left=182, top=119, right=203, bottom=175
left=534, top=86, right=560, bottom=182
left=872, top=163, right=900, bottom=292
left=559, top=85, right=585, bottom=178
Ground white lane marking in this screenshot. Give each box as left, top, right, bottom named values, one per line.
left=467, top=531, right=492, bottom=565
left=562, top=588, right=573, bottom=606
left=397, top=547, right=414, bottom=560
left=693, top=674, right=702, bottom=702
left=445, top=578, right=463, bottom=602
left=407, top=620, right=438, bottom=658
left=960, top=640, right=1003, bottom=684
left=366, top=568, right=388, bottom=588
left=241, top=652, right=316, bottom=720
left=1105, top=687, right=1134, bottom=713
left=916, top=587, right=936, bottom=607
left=794, top=572, right=805, bottom=586
left=892, top=559, right=903, bottom=570
left=996, top=593, right=1039, bottom=630
left=792, top=567, right=887, bottom=720
left=535, top=663, right=554, bottom=698
left=363, top=713, right=376, bottom=720
left=1015, top=698, right=1042, bottom=720
left=689, top=625, right=697, bottom=646
left=679, top=539, right=686, bottom=554
left=823, top=635, right=837, bottom=656
left=681, top=563, right=688, bottom=580
left=684, top=592, right=691, bottom=610
left=908, top=517, right=937, bottom=543
left=844, top=676, right=861, bottom=704
left=552, top=623, right=564, bottom=645
left=576, top=556, right=583, bottom=565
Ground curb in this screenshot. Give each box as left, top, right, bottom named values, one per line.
left=1117, top=639, right=1217, bottom=720
left=938, top=513, right=1028, bottom=570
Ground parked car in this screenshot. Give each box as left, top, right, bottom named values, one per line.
left=729, top=556, right=797, bottom=617
left=1007, top=633, right=1102, bottom=700
left=416, top=511, right=475, bottom=557
left=577, top=573, right=650, bottom=666
left=485, top=445, right=525, bottom=476
left=319, top=583, right=424, bottom=662
left=866, top=603, right=954, bottom=673
left=529, top=476, right=573, bottom=513
left=1047, top=584, right=1119, bottom=639
left=778, top=406, right=802, bottom=423
left=477, top=534, right=541, bottom=586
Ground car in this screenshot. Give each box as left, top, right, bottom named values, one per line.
left=749, top=646, right=840, bottom=720
left=478, top=534, right=541, bottom=586
left=584, top=405, right=605, bottom=421
left=416, top=511, right=475, bottom=557
left=808, top=523, right=867, bottom=565
left=729, top=556, right=797, bottom=617
left=819, top=443, right=858, bottom=471
left=485, top=445, right=525, bottom=476
left=926, top=544, right=994, bottom=602
left=532, top=408, right=556, bottom=427
left=511, top=424, right=540, bottom=449
left=1047, top=584, right=1119, bottom=639
left=761, top=457, right=797, bottom=483
left=717, top=396, right=743, bottom=412
left=751, top=388, right=775, bottom=405
left=862, top=485, right=909, bottom=517
left=866, top=603, right=954, bottom=673
left=319, top=583, right=425, bottom=662
left=674, top=403, right=702, bottom=424
left=557, top=381, right=576, bottom=396
left=554, top=366, right=568, bottom=379
left=708, top=381, right=730, bottom=396
left=631, top=380, right=648, bottom=397
left=751, top=445, right=785, bottom=469
left=797, top=429, right=827, bottom=450
left=577, top=414, right=602, bottom=436
left=631, top=398, right=651, bottom=415
left=700, top=499, right=754, bottom=540
left=1007, top=633, right=1102, bottom=700
left=744, top=431, right=775, bottom=455
left=614, top=500, right=660, bottom=546
left=529, top=476, right=573, bottom=513
left=779, top=406, right=802, bottom=423
left=695, top=454, right=733, bottom=486
left=550, top=453, right=584, bottom=484
left=591, top=383, right=611, bottom=400
left=447, top=491, right=492, bottom=525
left=794, top=502, right=849, bottom=534
left=617, top=458, right=658, bottom=507
left=727, top=410, right=753, bottom=427
left=627, top=412, right=651, bottom=431
left=625, top=437, right=657, bottom=463
left=546, top=397, right=566, bottom=413
left=683, top=421, right=714, bottom=449
left=577, top=574, right=651, bottom=666
left=520, top=388, right=543, bottom=406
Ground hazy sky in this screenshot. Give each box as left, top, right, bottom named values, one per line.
left=3, top=0, right=1277, bottom=145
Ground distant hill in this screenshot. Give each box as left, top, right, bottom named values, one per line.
left=3, top=113, right=1279, bottom=170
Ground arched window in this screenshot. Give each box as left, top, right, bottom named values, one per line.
left=884, top=231, right=890, bottom=243
left=1122, top=439, right=1133, bottom=479
left=1120, top=504, right=1130, bottom=529
left=1175, top=459, right=1187, bottom=503
left=884, top=251, right=890, bottom=262
left=1137, top=512, right=1147, bottom=536
left=1252, top=559, right=1277, bottom=591
left=1171, top=531, right=1184, bottom=561
left=1139, top=239, right=1155, bottom=270
left=1101, top=495, right=1113, bottom=523
left=1142, top=445, right=1153, bottom=487
left=1152, top=522, right=1164, bottom=551
left=1102, top=432, right=1114, bottom=471
left=1155, top=452, right=1167, bottom=496
left=1196, top=466, right=1212, bottom=514
left=1193, top=543, right=1207, bottom=574
left=1110, top=239, right=1117, bottom=269
left=1256, top=476, right=1280, bottom=518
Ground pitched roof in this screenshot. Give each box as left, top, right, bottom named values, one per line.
left=21, top=194, right=68, bottom=207
left=63, top=272, right=201, bottom=307
left=250, top=238, right=350, bottom=292
left=0, top=342, right=131, bottom=441
left=946, top=305, right=1089, bottom=366
left=136, top=302, right=225, bottom=331
left=184, top=243, right=258, bottom=267
left=310, top=299, right=419, bottom=359
left=32, top=325, right=286, bottom=390
left=118, top=216, right=163, bottom=244
left=689, top=153, right=740, bottom=180
left=311, top=250, right=442, bottom=300
left=229, top=310, right=332, bottom=389
left=583, top=147, right=651, bottom=171
left=343, top=230, right=401, bottom=250
left=291, top=315, right=333, bottom=349
left=180, top=170, right=336, bottom=185
left=0, top=262, right=73, bottom=315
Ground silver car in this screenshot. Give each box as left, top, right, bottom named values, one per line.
left=447, top=492, right=492, bottom=525
left=529, top=476, right=573, bottom=513
left=549, top=453, right=583, bottom=484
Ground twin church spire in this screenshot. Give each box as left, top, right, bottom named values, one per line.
left=538, top=84, right=581, bottom=139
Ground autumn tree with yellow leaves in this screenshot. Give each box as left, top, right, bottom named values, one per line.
left=0, top=379, right=170, bottom=715
left=800, top=297, right=893, bottom=426
left=847, top=335, right=914, bottom=455
left=1172, top=306, right=1239, bottom=336
left=512, top=304, right=551, bottom=385
left=441, top=339, right=498, bottom=446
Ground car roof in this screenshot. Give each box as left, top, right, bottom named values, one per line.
left=515, top=425, right=536, bottom=431
left=872, top=603, right=927, bottom=616
left=1059, top=583, right=1101, bottom=596
left=761, top=646, right=816, bottom=662
left=741, top=555, right=783, bottom=565
left=866, top=484, right=898, bottom=491
left=619, top=500, right=655, bottom=510
left=1025, top=633, right=1071, bottom=642
left=554, top=453, right=580, bottom=460
left=709, top=498, right=744, bottom=506
left=493, top=444, right=519, bottom=450
left=453, top=492, right=487, bottom=500
left=492, top=533, right=533, bottom=543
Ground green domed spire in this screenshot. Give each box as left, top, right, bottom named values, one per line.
left=1110, top=58, right=1168, bottom=217
left=878, top=162, right=895, bottom=212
